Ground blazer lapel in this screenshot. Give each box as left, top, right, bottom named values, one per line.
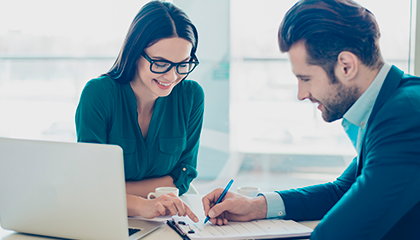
left=356, top=65, right=404, bottom=176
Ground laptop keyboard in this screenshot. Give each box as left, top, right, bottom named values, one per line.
left=129, top=228, right=141, bottom=236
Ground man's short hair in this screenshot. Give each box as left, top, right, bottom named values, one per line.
left=278, top=0, right=383, bottom=82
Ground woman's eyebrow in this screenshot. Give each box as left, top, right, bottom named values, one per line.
left=149, top=55, right=191, bottom=62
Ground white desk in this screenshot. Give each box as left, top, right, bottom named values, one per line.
left=0, top=194, right=319, bottom=240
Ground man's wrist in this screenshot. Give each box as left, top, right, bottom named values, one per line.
left=258, top=192, right=286, bottom=218
left=250, top=195, right=268, bottom=220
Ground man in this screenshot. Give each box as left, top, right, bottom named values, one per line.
left=202, top=0, right=420, bottom=239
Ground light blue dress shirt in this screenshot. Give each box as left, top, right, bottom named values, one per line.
left=261, top=63, right=391, bottom=219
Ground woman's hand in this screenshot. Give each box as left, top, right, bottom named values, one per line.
left=127, top=193, right=199, bottom=222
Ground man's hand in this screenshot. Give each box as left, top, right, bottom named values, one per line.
left=127, top=193, right=199, bottom=222
left=202, top=188, right=267, bottom=225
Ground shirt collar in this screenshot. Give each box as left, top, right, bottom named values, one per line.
left=342, top=63, right=391, bottom=128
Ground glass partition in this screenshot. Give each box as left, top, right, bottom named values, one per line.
left=0, top=0, right=414, bottom=192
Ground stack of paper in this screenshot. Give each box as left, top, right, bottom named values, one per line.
left=172, top=216, right=313, bottom=240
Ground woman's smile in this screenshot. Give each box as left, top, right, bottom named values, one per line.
left=154, top=79, right=174, bottom=89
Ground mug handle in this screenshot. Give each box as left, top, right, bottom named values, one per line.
left=147, top=192, right=156, bottom=199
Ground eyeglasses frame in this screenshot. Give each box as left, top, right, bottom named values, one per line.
left=141, top=52, right=199, bottom=75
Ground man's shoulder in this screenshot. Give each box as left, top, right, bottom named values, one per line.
left=400, top=73, right=420, bottom=91
left=391, top=75, right=420, bottom=106
left=373, top=68, right=420, bottom=111
left=369, top=74, right=420, bottom=128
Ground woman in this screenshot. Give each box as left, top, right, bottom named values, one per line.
left=75, top=0, right=203, bottom=221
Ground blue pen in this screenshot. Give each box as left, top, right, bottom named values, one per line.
left=204, top=179, right=234, bottom=224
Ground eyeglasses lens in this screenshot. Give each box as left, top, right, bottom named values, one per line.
left=151, top=61, right=197, bottom=74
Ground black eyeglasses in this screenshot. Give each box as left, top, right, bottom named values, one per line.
left=142, top=52, right=199, bottom=75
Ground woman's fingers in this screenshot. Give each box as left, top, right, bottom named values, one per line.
left=155, top=194, right=198, bottom=222
left=154, top=201, right=166, bottom=216
left=184, top=204, right=199, bottom=222
left=158, top=195, right=184, bottom=215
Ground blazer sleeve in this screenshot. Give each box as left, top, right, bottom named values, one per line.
left=310, top=88, right=420, bottom=240
left=278, top=157, right=356, bottom=221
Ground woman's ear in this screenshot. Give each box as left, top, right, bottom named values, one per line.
left=335, top=51, right=359, bottom=82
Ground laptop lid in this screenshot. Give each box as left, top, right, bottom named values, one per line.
left=0, top=137, right=163, bottom=240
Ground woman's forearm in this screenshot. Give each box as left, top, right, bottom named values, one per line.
left=126, top=194, right=145, bottom=216
left=126, top=175, right=175, bottom=198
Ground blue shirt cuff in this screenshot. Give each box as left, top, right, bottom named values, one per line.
left=258, top=192, right=286, bottom=218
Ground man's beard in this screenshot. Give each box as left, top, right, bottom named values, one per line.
left=320, top=81, right=360, bottom=123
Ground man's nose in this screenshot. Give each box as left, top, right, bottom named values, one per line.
left=297, top=81, right=310, bottom=101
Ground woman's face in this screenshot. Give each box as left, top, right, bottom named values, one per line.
left=135, top=37, right=193, bottom=98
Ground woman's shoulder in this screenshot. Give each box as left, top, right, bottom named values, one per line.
left=78, top=75, right=123, bottom=108
left=172, top=80, right=204, bottom=111
left=83, top=75, right=118, bottom=92
left=81, top=75, right=127, bottom=100
left=177, top=80, right=204, bottom=97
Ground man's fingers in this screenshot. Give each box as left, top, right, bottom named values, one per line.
left=202, top=196, right=211, bottom=215
left=213, top=216, right=228, bottom=226
left=202, top=188, right=224, bottom=215
left=208, top=199, right=232, bottom=219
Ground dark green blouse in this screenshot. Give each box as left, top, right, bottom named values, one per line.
left=75, top=75, right=204, bottom=195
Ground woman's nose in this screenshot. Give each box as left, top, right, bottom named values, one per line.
left=162, top=66, right=178, bottom=82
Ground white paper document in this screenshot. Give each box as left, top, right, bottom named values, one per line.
left=128, top=215, right=171, bottom=222
left=172, top=216, right=313, bottom=240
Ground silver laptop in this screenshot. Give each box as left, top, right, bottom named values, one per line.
left=0, top=137, right=164, bottom=240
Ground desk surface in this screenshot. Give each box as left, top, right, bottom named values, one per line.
left=0, top=194, right=319, bottom=240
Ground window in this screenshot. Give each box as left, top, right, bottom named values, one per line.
left=0, top=0, right=415, bottom=193
left=226, top=0, right=413, bottom=191
left=0, top=0, right=147, bottom=141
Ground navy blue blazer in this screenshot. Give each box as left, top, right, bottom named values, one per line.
left=277, top=66, right=420, bottom=239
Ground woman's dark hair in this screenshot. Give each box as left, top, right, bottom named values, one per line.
left=105, top=0, right=198, bottom=84
left=278, top=0, right=383, bottom=83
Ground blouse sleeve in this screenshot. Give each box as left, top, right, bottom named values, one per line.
left=169, top=82, right=205, bottom=195
left=75, top=78, right=112, bottom=144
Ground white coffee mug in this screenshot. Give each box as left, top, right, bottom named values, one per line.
left=147, top=187, right=179, bottom=199
left=237, top=186, right=261, bottom=197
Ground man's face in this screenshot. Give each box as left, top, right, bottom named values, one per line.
left=288, top=42, right=360, bottom=122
